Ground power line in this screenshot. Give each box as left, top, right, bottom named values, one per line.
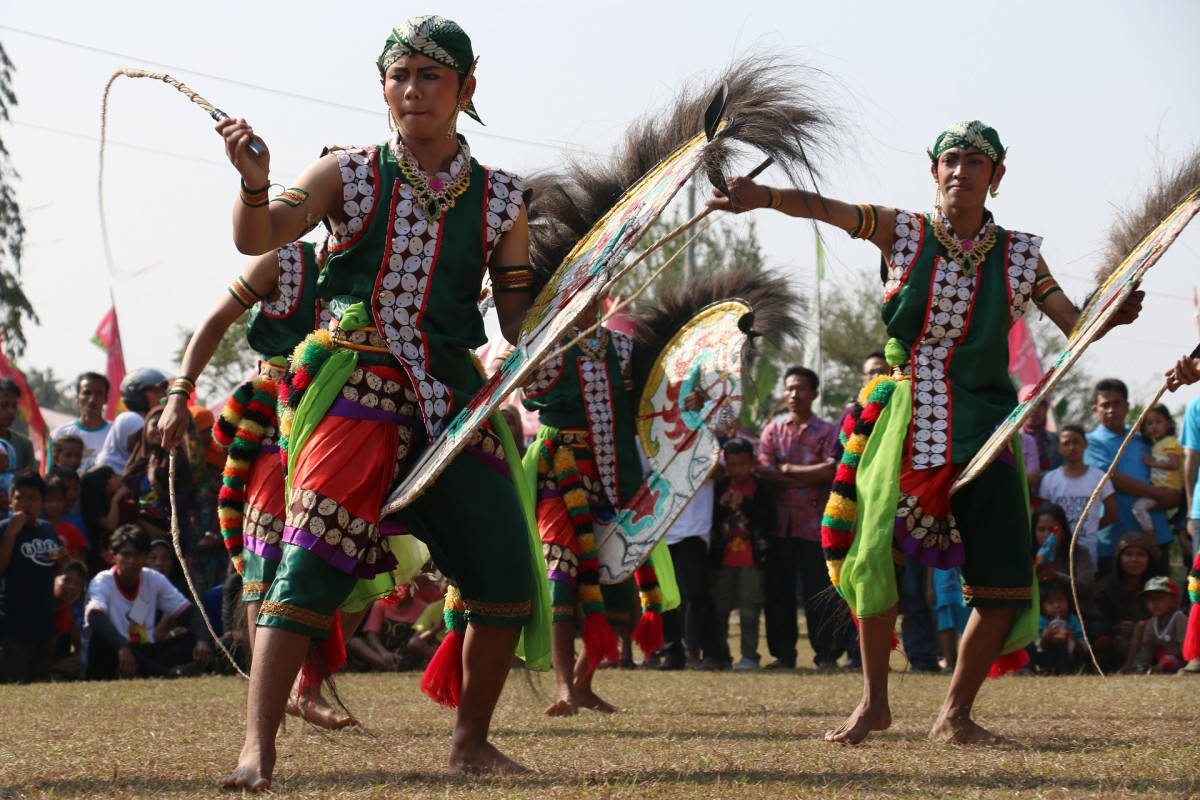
left=0, top=24, right=593, bottom=154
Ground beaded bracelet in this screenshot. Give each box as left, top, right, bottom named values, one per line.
left=850, top=204, right=878, bottom=240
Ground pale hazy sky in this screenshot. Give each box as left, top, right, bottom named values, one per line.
left=3, top=0, right=1199, bottom=413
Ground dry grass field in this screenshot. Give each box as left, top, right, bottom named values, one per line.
left=2, top=660, right=1196, bottom=799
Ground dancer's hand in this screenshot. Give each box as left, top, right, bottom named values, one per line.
left=706, top=176, right=768, bottom=214
left=216, top=116, right=270, bottom=188
left=157, top=395, right=191, bottom=449
left=1165, top=354, right=1200, bottom=391
left=1102, top=288, right=1144, bottom=333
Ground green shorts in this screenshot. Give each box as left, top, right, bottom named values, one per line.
left=240, top=549, right=279, bottom=603
left=951, top=457, right=1033, bottom=609
left=549, top=576, right=635, bottom=626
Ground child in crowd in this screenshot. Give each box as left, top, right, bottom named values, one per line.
left=1132, top=404, right=1183, bottom=534
left=1123, top=576, right=1187, bottom=674
left=1030, top=504, right=1101, bottom=625
left=1029, top=581, right=1085, bottom=675
left=49, top=468, right=86, bottom=531
left=348, top=573, right=444, bottom=671
left=928, top=568, right=970, bottom=673
left=1037, top=425, right=1118, bottom=568
left=51, top=560, right=87, bottom=679
left=0, top=439, right=15, bottom=516
left=51, top=433, right=84, bottom=474
left=407, top=575, right=450, bottom=665
left=710, top=438, right=776, bottom=670
left=0, top=471, right=66, bottom=683
left=1093, top=531, right=1158, bottom=672
left=79, top=465, right=132, bottom=573
left=42, top=476, right=88, bottom=559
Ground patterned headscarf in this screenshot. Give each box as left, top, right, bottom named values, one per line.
left=378, top=15, right=483, bottom=125
left=928, top=120, right=1005, bottom=164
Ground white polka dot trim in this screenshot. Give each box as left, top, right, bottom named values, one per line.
left=260, top=242, right=305, bottom=318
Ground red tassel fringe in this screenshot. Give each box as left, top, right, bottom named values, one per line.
left=631, top=609, right=663, bottom=657
left=298, top=613, right=346, bottom=695
left=421, top=628, right=465, bottom=708
left=1183, top=604, right=1200, bottom=663
left=582, top=611, right=620, bottom=675
left=988, top=648, right=1030, bottom=678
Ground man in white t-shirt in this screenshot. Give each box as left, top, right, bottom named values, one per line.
left=1038, top=424, right=1118, bottom=567
left=84, top=525, right=211, bottom=679
left=51, top=372, right=112, bottom=473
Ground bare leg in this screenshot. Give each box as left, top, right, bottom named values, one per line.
left=245, top=599, right=262, bottom=654
left=940, top=630, right=959, bottom=671
left=575, top=648, right=618, bottom=713
left=448, top=622, right=528, bottom=774
left=930, top=607, right=1018, bottom=745
left=219, top=626, right=310, bottom=791
left=825, top=605, right=896, bottom=744
left=544, top=619, right=578, bottom=716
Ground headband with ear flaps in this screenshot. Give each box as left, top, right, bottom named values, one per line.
left=378, top=15, right=483, bottom=125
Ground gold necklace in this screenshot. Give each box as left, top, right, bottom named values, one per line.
left=395, top=139, right=471, bottom=220
left=931, top=211, right=997, bottom=276
left=575, top=327, right=610, bottom=364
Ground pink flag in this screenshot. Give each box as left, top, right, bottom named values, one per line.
left=92, top=305, right=126, bottom=421
left=1007, top=317, right=1044, bottom=388
left=1193, top=286, right=1199, bottom=341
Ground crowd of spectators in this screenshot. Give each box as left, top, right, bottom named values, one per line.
left=2, top=351, right=1198, bottom=684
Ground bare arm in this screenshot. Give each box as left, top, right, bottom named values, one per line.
left=1098, top=493, right=1118, bottom=530
left=158, top=252, right=281, bottom=448
left=757, top=468, right=805, bottom=490
left=706, top=176, right=897, bottom=257
left=1186, top=448, right=1199, bottom=516
left=1109, top=472, right=1180, bottom=507
left=0, top=514, right=25, bottom=575
left=215, top=117, right=342, bottom=255
left=488, top=206, right=533, bottom=346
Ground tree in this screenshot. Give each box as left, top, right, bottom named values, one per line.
left=0, top=41, right=34, bottom=358
left=1025, top=313, right=1096, bottom=426
left=817, top=270, right=888, bottom=413
left=174, top=316, right=258, bottom=406
left=22, top=366, right=75, bottom=415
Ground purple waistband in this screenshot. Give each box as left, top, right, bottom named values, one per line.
left=380, top=517, right=409, bottom=536
left=328, top=397, right=420, bottom=427
left=260, top=444, right=281, bottom=454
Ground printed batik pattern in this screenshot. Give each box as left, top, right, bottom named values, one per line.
left=884, top=211, right=923, bottom=301
left=1005, top=232, right=1041, bottom=324
left=580, top=353, right=620, bottom=509
left=243, top=505, right=285, bottom=557
left=260, top=242, right=304, bottom=317
left=328, top=146, right=378, bottom=248
left=911, top=255, right=976, bottom=470
left=483, top=168, right=524, bottom=268
left=287, top=488, right=386, bottom=572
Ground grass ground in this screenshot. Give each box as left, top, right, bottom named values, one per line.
left=2, top=646, right=1197, bottom=799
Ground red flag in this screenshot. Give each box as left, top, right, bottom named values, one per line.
left=1193, top=286, right=1199, bottom=341
left=0, top=339, right=49, bottom=473
left=92, top=305, right=126, bottom=421
left=1007, top=317, right=1044, bottom=388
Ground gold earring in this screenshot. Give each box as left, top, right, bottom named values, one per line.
left=445, top=101, right=466, bottom=140
left=989, top=183, right=1000, bottom=198
left=388, top=109, right=397, bottom=132
left=934, top=184, right=943, bottom=210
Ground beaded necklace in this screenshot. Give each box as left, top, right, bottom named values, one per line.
left=392, top=134, right=471, bottom=220
left=574, top=326, right=610, bottom=364
left=931, top=209, right=997, bottom=276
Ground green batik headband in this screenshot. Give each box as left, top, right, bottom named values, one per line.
left=378, top=15, right=483, bottom=125
left=928, top=120, right=1005, bottom=164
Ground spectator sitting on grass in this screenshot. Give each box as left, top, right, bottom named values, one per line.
left=84, top=525, right=212, bottom=679
left=1030, top=503, right=1102, bottom=628
left=1122, top=576, right=1186, bottom=674
left=1038, top=425, right=1117, bottom=570
left=1028, top=581, right=1085, bottom=676
left=0, top=471, right=67, bottom=683
left=347, top=573, right=444, bottom=671
left=1092, top=530, right=1158, bottom=672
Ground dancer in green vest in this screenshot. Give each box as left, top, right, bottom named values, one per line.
left=214, top=15, right=542, bottom=788
left=708, top=120, right=1143, bottom=745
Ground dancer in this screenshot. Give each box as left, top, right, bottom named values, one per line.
left=709, top=120, right=1143, bottom=744
left=522, top=299, right=640, bottom=716
left=214, top=16, right=538, bottom=788
left=158, top=240, right=359, bottom=729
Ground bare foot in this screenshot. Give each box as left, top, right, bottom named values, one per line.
left=544, top=698, right=577, bottom=717
left=577, top=684, right=619, bottom=713
left=824, top=699, right=891, bottom=744
left=448, top=739, right=529, bottom=775
left=287, top=689, right=357, bottom=729
left=218, top=742, right=274, bottom=792
left=930, top=713, right=1017, bottom=745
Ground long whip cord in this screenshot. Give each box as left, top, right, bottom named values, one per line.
left=169, top=453, right=251, bottom=679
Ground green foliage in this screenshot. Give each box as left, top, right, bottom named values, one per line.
left=0, top=41, right=34, bottom=357
left=1025, top=314, right=1095, bottom=426
left=21, top=365, right=75, bottom=415
left=174, top=314, right=257, bottom=405
left=817, top=270, right=888, bottom=412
